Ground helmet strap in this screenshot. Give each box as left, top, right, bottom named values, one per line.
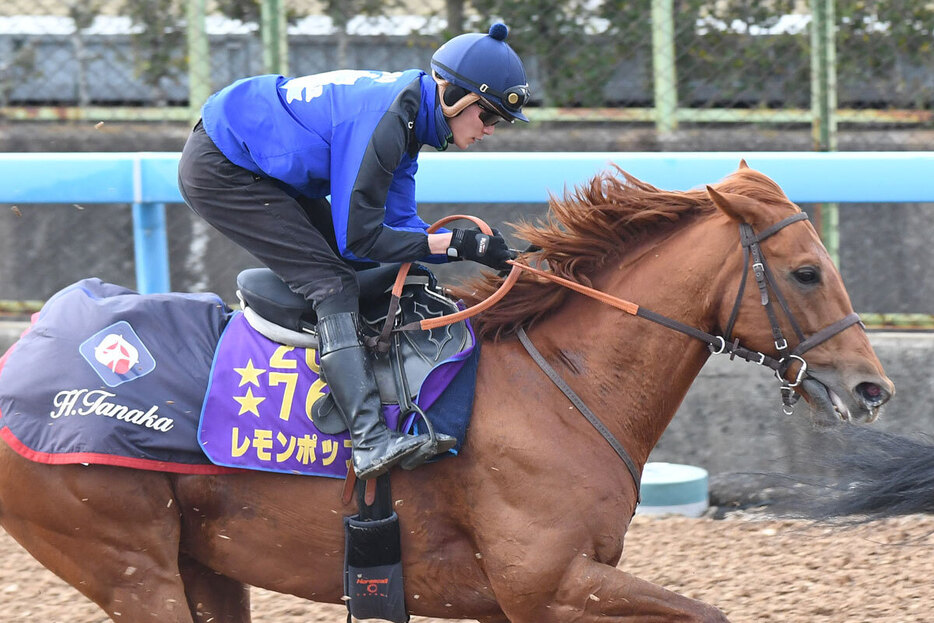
left=433, top=104, right=452, bottom=151
left=433, top=72, right=480, bottom=118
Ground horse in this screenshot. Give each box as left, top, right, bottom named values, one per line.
left=0, top=161, right=894, bottom=622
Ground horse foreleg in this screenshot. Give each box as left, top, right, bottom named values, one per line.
left=178, top=553, right=251, bottom=623
left=549, top=555, right=729, bottom=622
left=492, top=553, right=728, bottom=623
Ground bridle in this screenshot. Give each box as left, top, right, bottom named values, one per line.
left=379, top=213, right=864, bottom=499
left=706, top=212, right=862, bottom=413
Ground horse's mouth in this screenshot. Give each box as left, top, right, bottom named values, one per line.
left=800, top=377, right=881, bottom=424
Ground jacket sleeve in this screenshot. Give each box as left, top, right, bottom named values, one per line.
left=329, top=109, right=431, bottom=263
left=384, top=157, right=430, bottom=230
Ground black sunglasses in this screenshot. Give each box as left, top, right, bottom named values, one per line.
left=477, top=101, right=505, bottom=127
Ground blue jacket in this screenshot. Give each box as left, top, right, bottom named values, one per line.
left=201, top=70, right=451, bottom=263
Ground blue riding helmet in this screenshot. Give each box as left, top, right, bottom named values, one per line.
left=430, top=23, right=531, bottom=122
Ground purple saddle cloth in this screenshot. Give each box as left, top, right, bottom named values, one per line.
left=198, top=312, right=478, bottom=478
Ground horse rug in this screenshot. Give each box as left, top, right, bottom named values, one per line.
left=0, top=278, right=478, bottom=477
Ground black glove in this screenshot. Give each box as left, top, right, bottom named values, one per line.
left=447, top=228, right=515, bottom=270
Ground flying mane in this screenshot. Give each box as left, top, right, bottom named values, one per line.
left=455, top=164, right=793, bottom=340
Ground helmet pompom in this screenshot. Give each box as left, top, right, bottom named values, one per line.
left=488, top=23, right=508, bottom=41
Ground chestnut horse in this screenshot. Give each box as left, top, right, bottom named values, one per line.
left=0, top=162, right=893, bottom=622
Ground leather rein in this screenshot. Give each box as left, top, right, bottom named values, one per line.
left=376, top=214, right=863, bottom=500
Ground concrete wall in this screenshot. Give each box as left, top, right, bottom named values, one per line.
left=0, top=320, right=929, bottom=480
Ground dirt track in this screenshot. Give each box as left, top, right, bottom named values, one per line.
left=2, top=512, right=932, bottom=622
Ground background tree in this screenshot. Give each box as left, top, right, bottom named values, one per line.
left=836, top=0, right=934, bottom=108
left=466, top=0, right=632, bottom=107
left=67, top=0, right=103, bottom=107
left=121, top=0, right=185, bottom=106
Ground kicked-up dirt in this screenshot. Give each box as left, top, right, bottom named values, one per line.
left=2, top=512, right=932, bottom=622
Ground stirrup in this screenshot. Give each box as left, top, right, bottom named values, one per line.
left=399, top=433, right=457, bottom=471
left=353, top=434, right=427, bottom=480
left=399, top=403, right=457, bottom=471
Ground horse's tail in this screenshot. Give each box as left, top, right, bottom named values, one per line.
left=776, top=424, right=934, bottom=520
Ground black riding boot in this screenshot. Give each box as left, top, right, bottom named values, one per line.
left=318, top=312, right=428, bottom=480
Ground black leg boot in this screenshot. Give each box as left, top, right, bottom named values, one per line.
left=318, top=312, right=429, bottom=480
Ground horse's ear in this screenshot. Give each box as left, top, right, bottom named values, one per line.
left=706, top=185, right=760, bottom=223
left=738, top=159, right=749, bottom=169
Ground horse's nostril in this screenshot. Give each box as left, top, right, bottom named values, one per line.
left=856, top=382, right=889, bottom=406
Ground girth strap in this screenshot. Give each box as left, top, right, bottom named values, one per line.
left=517, top=327, right=642, bottom=502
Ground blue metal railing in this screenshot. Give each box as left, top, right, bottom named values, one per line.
left=2, top=151, right=933, bottom=294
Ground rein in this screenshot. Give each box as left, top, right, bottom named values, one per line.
left=376, top=213, right=862, bottom=498
left=390, top=213, right=860, bottom=402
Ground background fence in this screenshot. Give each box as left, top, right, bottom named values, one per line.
left=2, top=1, right=933, bottom=132
left=0, top=0, right=931, bottom=322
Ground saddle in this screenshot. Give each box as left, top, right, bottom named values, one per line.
left=235, top=264, right=472, bottom=435
left=237, top=264, right=472, bottom=623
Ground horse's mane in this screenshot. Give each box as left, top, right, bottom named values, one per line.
left=453, top=164, right=792, bottom=340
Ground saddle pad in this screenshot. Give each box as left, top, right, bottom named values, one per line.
left=0, top=278, right=235, bottom=474
left=199, top=312, right=478, bottom=477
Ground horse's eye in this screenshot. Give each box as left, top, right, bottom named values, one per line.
left=792, top=266, right=821, bottom=285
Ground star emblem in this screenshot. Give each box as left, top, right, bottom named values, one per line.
left=234, top=359, right=266, bottom=387
left=234, top=387, right=266, bottom=417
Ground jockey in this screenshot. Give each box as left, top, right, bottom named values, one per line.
left=177, top=23, right=530, bottom=480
